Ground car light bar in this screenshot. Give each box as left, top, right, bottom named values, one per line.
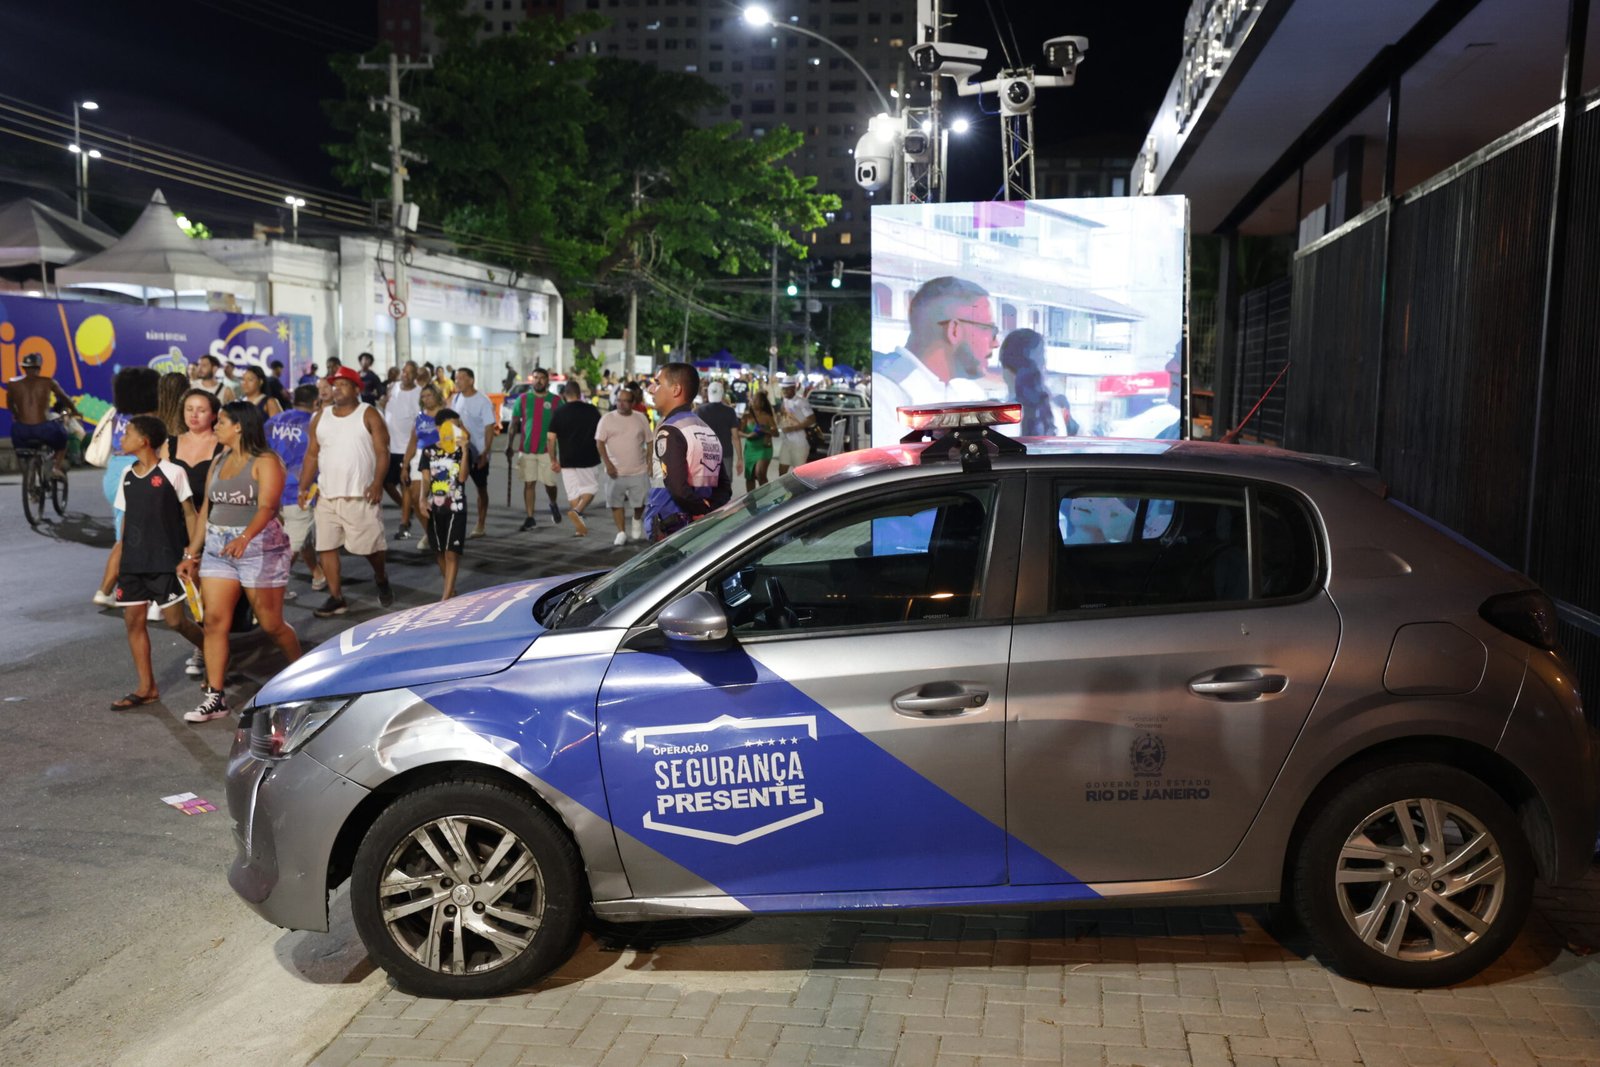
left=897, top=401, right=1023, bottom=430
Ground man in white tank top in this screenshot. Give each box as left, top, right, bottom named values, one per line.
left=298, top=366, right=393, bottom=616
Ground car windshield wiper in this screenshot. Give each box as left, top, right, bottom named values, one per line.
left=542, top=579, right=594, bottom=628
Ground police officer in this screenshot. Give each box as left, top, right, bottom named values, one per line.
left=644, top=362, right=731, bottom=541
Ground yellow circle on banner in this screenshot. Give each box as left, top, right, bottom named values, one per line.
left=75, top=315, right=116, bottom=365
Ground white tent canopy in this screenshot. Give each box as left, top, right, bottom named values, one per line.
left=0, top=197, right=116, bottom=268
left=55, top=189, right=254, bottom=302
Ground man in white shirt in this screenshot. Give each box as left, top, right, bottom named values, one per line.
left=871, top=276, right=997, bottom=446
left=594, top=384, right=652, bottom=545
left=450, top=368, right=500, bottom=538
left=775, top=379, right=816, bottom=476
left=380, top=360, right=423, bottom=538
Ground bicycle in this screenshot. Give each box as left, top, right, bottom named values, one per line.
left=16, top=444, right=68, bottom=528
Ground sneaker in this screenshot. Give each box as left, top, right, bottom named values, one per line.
left=396, top=525, right=412, bottom=540
left=184, top=650, right=205, bottom=678
left=613, top=530, right=629, bottom=547
left=417, top=536, right=431, bottom=552
left=184, top=687, right=230, bottom=724
left=284, top=589, right=298, bottom=602
left=377, top=581, right=395, bottom=608
left=630, top=519, right=645, bottom=542
left=310, top=573, right=328, bottom=592
left=469, top=526, right=486, bottom=539
left=519, top=517, right=537, bottom=531
left=549, top=502, right=562, bottom=524
left=92, top=590, right=117, bottom=608
left=313, top=596, right=349, bottom=617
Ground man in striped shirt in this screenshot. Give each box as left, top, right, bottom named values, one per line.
left=507, top=368, right=564, bottom=530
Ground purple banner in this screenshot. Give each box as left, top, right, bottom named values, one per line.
left=0, top=294, right=291, bottom=435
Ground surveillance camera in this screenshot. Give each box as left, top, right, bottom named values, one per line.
left=854, top=131, right=895, bottom=192
left=1000, top=76, right=1035, bottom=116
left=1044, top=35, right=1088, bottom=77
left=901, top=129, right=931, bottom=162
left=908, top=40, right=988, bottom=75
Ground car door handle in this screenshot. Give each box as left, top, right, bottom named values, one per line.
left=1188, top=667, right=1287, bottom=701
left=892, top=682, right=990, bottom=715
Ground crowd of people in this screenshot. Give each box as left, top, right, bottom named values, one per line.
left=73, top=352, right=840, bottom=725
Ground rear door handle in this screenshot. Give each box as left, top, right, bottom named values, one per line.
left=1188, top=667, right=1287, bottom=702
left=893, top=682, right=990, bottom=716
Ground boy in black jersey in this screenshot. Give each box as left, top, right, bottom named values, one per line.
left=111, top=415, right=205, bottom=710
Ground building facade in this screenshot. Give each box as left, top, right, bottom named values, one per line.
left=377, top=0, right=915, bottom=260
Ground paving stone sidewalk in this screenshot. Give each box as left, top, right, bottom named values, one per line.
left=310, top=862, right=1600, bottom=1067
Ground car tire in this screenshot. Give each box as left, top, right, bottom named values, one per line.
left=350, top=779, right=584, bottom=998
left=1292, top=762, right=1531, bottom=987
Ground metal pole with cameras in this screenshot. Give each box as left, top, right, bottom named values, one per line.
left=941, top=36, right=1087, bottom=201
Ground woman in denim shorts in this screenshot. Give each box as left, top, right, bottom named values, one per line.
left=177, top=401, right=302, bottom=723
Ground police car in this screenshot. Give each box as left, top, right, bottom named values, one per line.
left=226, top=402, right=1597, bottom=997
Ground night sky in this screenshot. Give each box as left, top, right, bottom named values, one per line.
left=2, top=0, right=1192, bottom=229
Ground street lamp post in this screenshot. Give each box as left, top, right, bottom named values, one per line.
left=71, top=99, right=99, bottom=222
left=284, top=196, right=306, bottom=242
left=741, top=6, right=893, bottom=116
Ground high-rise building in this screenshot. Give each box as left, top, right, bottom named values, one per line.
left=377, top=0, right=913, bottom=259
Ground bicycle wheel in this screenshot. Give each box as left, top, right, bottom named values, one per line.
left=20, top=455, right=43, bottom=527
left=50, top=467, right=68, bottom=515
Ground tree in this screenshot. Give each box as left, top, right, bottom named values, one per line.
left=325, top=6, right=838, bottom=345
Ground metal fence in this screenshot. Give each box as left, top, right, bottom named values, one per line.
left=1283, top=90, right=1600, bottom=715
left=1230, top=277, right=1292, bottom=445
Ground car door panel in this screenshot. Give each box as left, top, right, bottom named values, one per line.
left=1007, top=474, right=1340, bottom=884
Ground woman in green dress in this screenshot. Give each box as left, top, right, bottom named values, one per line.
left=736, top=387, right=777, bottom=491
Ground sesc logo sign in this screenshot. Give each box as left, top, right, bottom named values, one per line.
left=631, top=714, right=825, bottom=845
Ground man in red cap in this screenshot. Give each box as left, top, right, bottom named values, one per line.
left=298, top=365, right=393, bottom=615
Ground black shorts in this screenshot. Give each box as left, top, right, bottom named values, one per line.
left=427, top=508, right=466, bottom=554
left=467, top=451, right=489, bottom=492
left=384, top=453, right=405, bottom=488
left=115, top=571, right=185, bottom=609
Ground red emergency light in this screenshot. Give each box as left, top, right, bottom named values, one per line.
left=897, top=401, right=1023, bottom=431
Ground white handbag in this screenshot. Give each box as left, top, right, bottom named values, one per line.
left=85, top=408, right=117, bottom=468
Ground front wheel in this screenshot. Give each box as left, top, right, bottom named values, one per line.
left=50, top=468, right=68, bottom=516
left=350, top=779, right=585, bottom=998
left=1292, top=763, right=1531, bottom=987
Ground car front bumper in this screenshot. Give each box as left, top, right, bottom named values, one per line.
left=226, top=729, right=370, bottom=933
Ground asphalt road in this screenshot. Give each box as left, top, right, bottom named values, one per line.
left=0, top=464, right=638, bottom=1065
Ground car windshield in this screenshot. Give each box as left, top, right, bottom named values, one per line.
left=550, top=476, right=807, bottom=628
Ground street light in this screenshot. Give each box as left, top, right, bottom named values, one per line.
left=741, top=4, right=892, bottom=115
left=284, top=195, right=306, bottom=241
left=71, top=99, right=99, bottom=222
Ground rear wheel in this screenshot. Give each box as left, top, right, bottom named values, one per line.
left=20, top=455, right=43, bottom=527
left=350, top=780, right=585, bottom=998
left=1292, top=763, right=1531, bottom=987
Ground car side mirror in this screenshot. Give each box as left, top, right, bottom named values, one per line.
left=658, top=591, right=731, bottom=647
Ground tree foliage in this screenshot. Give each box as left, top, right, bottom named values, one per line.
left=325, top=6, right=839, bottom=340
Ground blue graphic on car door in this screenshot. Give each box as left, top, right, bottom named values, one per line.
left=595, top=645, right=1013, bottom=899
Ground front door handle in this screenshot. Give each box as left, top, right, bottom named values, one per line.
left=892, top=681, right=989, bottom=715
left=1188, top=666, right=1287, bottom=702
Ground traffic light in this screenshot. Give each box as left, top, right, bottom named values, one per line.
left=786, top=274, right=798, bottom=297
left=830, top=261, right=843, bottom=288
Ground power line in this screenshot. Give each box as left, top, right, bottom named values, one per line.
left=185, top=0, right=374, bottom=51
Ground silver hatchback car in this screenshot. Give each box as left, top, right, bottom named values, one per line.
left=226, top=409, right=1597, bottom=998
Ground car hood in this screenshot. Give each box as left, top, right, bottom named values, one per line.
left=252, top=577, right=575, bottom=706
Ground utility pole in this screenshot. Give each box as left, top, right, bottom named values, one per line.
left=768, top=243, right=780, bottom=383
left=629, top=171, right=642, bottom=373
left=360, top=53, right=431, bottom=366
left=802, top=268, right=814, bottom=378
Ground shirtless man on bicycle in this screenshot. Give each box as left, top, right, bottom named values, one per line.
left=9, top=353, right=79, bottom=478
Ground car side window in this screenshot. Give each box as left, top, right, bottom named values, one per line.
left=716, top=485, right=997, bottom=633
left=1054, top=484, right=1250, bottom=612
left=1052, top=482, right=1319, bottom=613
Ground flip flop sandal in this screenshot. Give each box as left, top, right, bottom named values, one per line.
left=110, top=692, right=158, bottom=710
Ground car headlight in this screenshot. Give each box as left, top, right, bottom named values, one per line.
left=248, top=697, right=352, bottom=760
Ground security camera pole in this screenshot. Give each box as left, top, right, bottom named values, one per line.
left=360, top=52, right=432, bottom=365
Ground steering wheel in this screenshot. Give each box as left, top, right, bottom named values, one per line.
left=758, top=577, right=799, bottom=630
